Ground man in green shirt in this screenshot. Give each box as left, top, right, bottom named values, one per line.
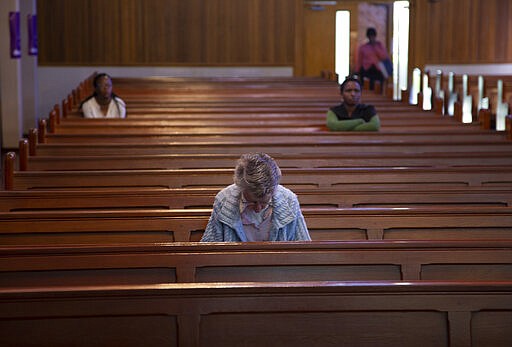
left=326, top=76, right=381, bottom=131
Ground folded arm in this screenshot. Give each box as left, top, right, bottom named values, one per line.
left=326, top=110, right=380, bottom=131
left=326, top=110, right=365, bottom=131
left=353, top=114, right=380, bottom=131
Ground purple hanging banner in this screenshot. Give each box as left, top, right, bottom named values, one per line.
left=27, top=14, right=38, bottom=55
left=9, top=11, right=21, bottom=58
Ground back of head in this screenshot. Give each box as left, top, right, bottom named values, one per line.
left=234, top=153, right=282, bottom=198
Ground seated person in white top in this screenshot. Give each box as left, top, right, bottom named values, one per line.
left=80, top=73, right=126, bottom=118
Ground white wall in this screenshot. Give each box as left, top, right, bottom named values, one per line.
left=20, top=0, right=37, bottom=134
left=0, top=0, right=23, bottom=149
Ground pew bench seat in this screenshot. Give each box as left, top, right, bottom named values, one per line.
left=0, top=206, right=511, bottom=244
left=1, top=186, right=511, bottom=212
left=2, top=240, right=512, bottom=286
left=1, top=281, right=511, bottom=347
left=5, top=165, right=512, bottom=190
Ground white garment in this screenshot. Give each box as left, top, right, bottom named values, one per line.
left=240, top=199, right=273, bottom=241
left=81, top=96, right=126, bottom=118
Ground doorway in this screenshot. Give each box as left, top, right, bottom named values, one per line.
left=301, top=0, right=409, bottom=97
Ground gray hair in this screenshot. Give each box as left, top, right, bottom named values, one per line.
left=234, top=153, right=281, bottom=198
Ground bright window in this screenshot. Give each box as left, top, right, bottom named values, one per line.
left=335, top=10, right=350, bottom=83
left=393, top=1, right=409, bottom=100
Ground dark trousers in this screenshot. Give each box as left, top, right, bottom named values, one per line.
left=359, top=66, right=384, bottom=90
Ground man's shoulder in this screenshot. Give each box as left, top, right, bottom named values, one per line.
left=330, top=103, right=346, bottom=113
left=357, top=103, right=376, bottom=113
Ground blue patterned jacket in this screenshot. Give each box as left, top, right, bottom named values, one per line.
left=200, top=184, right=311, bottom=242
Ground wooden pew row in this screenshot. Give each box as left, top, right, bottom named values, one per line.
left=66, top=76, right=364, bottom=117
left=5, top=163, right=512, bottom=190
left=47, top=123, right=485, bottom=136
left=113, top=90, right=341, bottom=102
left=73, top=98, right=404, bottom=109
left=114, top=91, right=340, bottom=99
left=96, top=100, right=408, bottom=111
left=109, top=78, right=424, bottom=108
left=112, top=75, right=339, bottom=86
left=63, top=99, right=443, bottom=116
left=425, top=71, right=511, bottom=106
left=73, top=74, right=473, bottom=119
left=109, top=76, right=339, bottom=87
left=81, top=86, right=342, bottom=102
left=1, top=206, right=512, bottom=244
left=1, top=186, right=511, bottom=212
left=442, top=73, right=512, bottom=114
left=1, top=281, right=512, bottom=347
left=23, top=136, right=512, bottom=157
left=61, top=106, right=446, bottom=124
left=63, top=96, right=458, bottom=121
left=33, top=124, right=512, bottom=144
left=51, top=113, right=478, bottom=129
left=67, top=82, right=409, bottom=112
left=18, top=151, right=512, bottom=171
left=63, top=88, right=409, bottom=110
left=72, top=75, right=345, bottom=105
left=113, top=75, right=340, bottom=85
left=425, top=72, right=511, bottom=131
left=77, top=100, right=432, bottom=112
left=57, top=110, right=470, bottom=122
left=2, top=240, right=512, bottom=286
left=39, top=109, right=510, bottom=139
left=37, top=131, right=511, bottom=146
left=51, top=98, right=484, bottom=131
left=112, top=75, right=338, bottom=82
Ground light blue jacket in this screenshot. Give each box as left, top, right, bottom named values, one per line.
left=201, top=184, right=311, bottom=242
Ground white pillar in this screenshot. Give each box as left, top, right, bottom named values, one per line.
left=20, top=0, right=38, bottom=133
left=0, top=0, right=23, bottom=149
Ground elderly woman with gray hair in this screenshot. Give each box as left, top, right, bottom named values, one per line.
left=201, top=153, right=311, bottom=242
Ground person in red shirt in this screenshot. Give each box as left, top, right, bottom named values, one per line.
left=356, top=27, right=391, bottom=90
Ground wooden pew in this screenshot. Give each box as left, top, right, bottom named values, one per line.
left=17, top=150, right=512, bottom=171
left=69, top=75, right=415, bottom=118
left=20, top=135, right=512, bottom=157
left=1, top=186, right=511, bottom=212
left=45, top=100, right=508, bottom=137
left=428, top=71, right=512, bottom=132
left=5, top=164, right=512, bottom=190
left=50, top=114, right=481, bottom=130
left=63, top=104, right=439, bottom=118
left=2, top=240, right=512, bottom=286
left=1, top=206, right=512, bottom=244
left=67, top=75, right=412, bottom=116
left=1, top=281, right=512, bottom=347
left=45, top=128, right=499, bottom=142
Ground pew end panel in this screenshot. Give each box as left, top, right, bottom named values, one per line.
left=3, top=152, right=16, bottom=190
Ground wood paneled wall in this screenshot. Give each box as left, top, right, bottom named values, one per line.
left=37, top=0, right=300, bottom=66
left=410, top=0, right=512, bottom=70
left=37, top=0, right=512, bottom=74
